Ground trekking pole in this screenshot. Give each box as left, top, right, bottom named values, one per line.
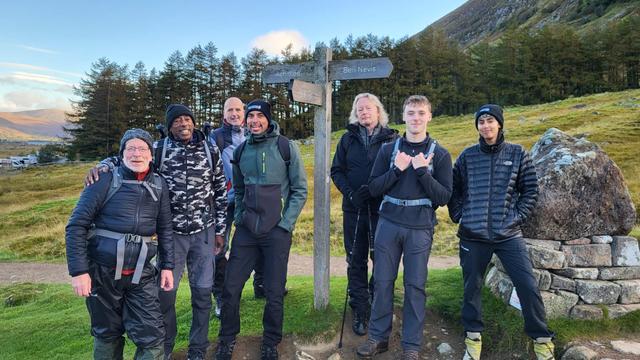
left=367, top=204, right=375, bottom=302
left=338, top=209, right=360, bottom=349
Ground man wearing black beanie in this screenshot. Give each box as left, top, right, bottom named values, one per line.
left=215, top=99, right=308, bottom=360
left=86, top=103, right=228, bottom=360
left=448, top=104, right=556, bottom=360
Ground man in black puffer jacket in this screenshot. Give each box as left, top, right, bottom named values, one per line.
left=448, top=104, right=555, bottom=360
left=331, top=93, right=397, bottom=336
left=67, top=129, right=174, bottom=359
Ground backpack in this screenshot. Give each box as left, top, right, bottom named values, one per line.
left=232, top=135, right=291, bottom=167
left=103, top=166, right=164, bottom=208
left=389, top=137, right=437, bottom=173
left=153, top=136, right=215, bottom=173
left=211, top=128, right=232, bottom=153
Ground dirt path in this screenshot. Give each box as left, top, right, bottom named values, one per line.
left=0, top=255, right=459, bottom=284
left=169, top=309, right=467, bottom=360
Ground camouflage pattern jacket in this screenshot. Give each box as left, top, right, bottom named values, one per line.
left=103, top=129, right=227, bottom=236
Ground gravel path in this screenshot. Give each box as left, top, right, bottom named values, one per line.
left=0, top=255, right=458, bottom=284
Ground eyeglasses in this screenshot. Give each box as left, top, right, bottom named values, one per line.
left=124, top=146, right=150, bottom=153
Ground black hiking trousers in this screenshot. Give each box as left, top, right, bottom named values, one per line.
left=219, top=224, right=291, bottom=346
left=343, top=210, right=377, bottom=315
left=460, top=237, right=554, bottom=339
left=86, top=262, right=164, bottom=349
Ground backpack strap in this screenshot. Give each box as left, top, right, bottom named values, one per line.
left=103, top=168, right=124, bottom=206
left=277, top=135, right=291, bottom=167
left=425, top=139, right=437, bottom=173
left=214, top=129, right=225, bottom=151
left=389, top=137, right=402, bottom=169
left=203, top=141, right=214, bottom=170
left=102, top=167, right=163, bottom=208
left=155, top=137, right=169, bottom=173
left=231, top=140, right=247, bottom=165
left=231, top=135, right=290, bottom=167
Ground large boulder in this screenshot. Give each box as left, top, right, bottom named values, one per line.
left=522, top=128, right=636, bottom=240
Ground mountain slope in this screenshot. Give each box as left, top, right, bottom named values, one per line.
left=0, top=109, right=68, bottom=140
left=416, top=0, right=640, bottom=48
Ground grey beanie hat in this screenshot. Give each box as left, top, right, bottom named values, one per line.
left=120, top=128, right=154, bottom=156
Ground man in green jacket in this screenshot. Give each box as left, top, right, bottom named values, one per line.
left=215, top=99, right=308, bottom=360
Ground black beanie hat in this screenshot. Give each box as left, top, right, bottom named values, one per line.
left=475, top=104, right=504, bottom=129
left=166, top=104, right=195, bottom=129
left=245, top=100, right=272, bottom=124
left=119, top=128, right=153, bottom=156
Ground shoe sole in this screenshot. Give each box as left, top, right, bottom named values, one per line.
left=356, top=346, right=389, bottom=359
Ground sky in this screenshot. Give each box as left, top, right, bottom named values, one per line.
left=0, top=0, right=467, bottom=113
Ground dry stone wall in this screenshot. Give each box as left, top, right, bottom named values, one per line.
left=485, top=129, right=638, bottom=320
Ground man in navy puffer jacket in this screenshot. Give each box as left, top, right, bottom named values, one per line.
left=448, top=104, right=556, bottom=360
left=67, top=129, right=174, bottom=359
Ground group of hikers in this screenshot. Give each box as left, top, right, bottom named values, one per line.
left=65, top=93, right=556, bottom=360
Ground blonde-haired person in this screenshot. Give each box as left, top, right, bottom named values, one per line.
left=331, top=93, right=398, bottom=336
left=348, top=92, right=390, bottom=127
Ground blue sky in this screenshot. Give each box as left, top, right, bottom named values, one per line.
left=0, top=0, right=466, bottom=112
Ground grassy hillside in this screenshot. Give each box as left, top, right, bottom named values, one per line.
left=420, top=0, right=640, bottom=48
left=0, top=89, right=638, bottom=261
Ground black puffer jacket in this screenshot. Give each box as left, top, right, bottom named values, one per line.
left=448, top=135, right=538, bottom=243
left=66, top=165, right=174, bottom=277
left=331, top=124, right=398, bottom=214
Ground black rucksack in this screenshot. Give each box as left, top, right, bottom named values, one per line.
left=211, top=128, right=232, bottom=153
left=232, top=135, right=291, bottom=167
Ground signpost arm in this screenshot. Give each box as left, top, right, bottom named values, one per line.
left=313, top=47, right=332, bottom=310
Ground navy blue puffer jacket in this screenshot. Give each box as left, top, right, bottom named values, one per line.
left=448, top=135, right=538, bottom=243
left=66, top=165, right=174, bottom=276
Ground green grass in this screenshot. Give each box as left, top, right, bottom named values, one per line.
left=3, top=270, right=640, bottom=359
left=0, top=275, right=344, bottom=360
left=0, top=90, right=639, bottom=261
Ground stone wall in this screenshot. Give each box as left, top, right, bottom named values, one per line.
left=486, top=236, right=640, bottom=319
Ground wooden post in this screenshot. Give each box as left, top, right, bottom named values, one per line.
left=312, top=46, right=332, bottom=310
left=262, top=49, right=392, bottom=311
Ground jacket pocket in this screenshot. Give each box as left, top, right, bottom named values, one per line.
left=242, top=184, right=283, bottom=235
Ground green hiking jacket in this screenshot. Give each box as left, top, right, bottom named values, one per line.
left=232, top=121, right=308, bottom=234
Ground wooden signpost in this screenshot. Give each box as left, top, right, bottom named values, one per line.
left=263, top=47, right=393, bottom=310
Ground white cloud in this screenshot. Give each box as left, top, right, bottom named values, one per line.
left=17, top=44, right=58, bottom=54
left=0, top=72, right=73, bottom=87
left=0, top=90, right=71, bottom=112
left=0, top=62, right=82, bottom=78
left=250, top=30, right=310, bottom=56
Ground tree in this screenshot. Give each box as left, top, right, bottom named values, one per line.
left=65, top=58, right=132, bottom=160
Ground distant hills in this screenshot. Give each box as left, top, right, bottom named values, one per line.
left=416, top=0, right=640, bottom=48
left=0, top=109, right=68, bottom=141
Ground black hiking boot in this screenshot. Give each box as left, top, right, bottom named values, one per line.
left=352, top=311, right=368, bottom=336
left=260, top=343, right=279, bottom=360
left=356, top=338, right=389, bottom=359
left=214, top=340, right=236, bottom=360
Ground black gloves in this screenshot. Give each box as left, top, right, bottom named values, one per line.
left=349, top=185, right=371, bottom=209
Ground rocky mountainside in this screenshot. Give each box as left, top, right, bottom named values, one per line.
left=415, top=0, right=639, bottom=48
left=0, top=109, right=68, bottom=140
